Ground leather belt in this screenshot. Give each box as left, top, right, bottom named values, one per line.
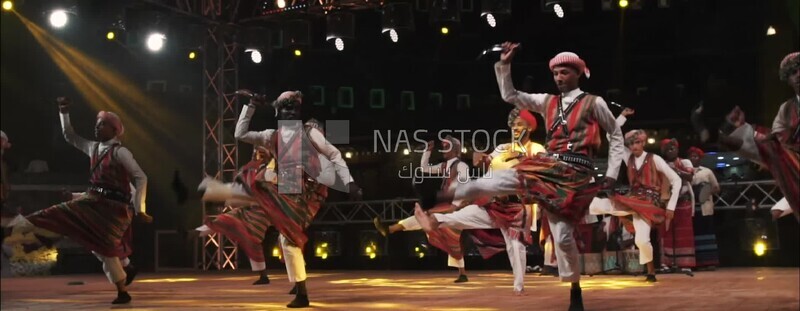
left=88, top=186, right=131, bottom=203
left=546, top=152, right=593, bottom=170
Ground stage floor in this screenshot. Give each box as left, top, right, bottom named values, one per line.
left=1, top=268, right=798, bottom=310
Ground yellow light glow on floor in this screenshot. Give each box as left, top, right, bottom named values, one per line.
left=137, top=278, right=199, bottom=283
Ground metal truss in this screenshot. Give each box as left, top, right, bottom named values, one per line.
left=314, top=199, right=419, bottom=225
left=201, top=22, right=240, bottom=270
left=713, top=180, right=783, bottom=210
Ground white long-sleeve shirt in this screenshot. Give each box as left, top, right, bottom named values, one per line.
left=691, top=166, right=720, bottom=216
left=494, top=62, right=624, bottom=180
left=772, top=96, right=800, bottom=134
left=621, top=151, right=682, bottom=211
left=420, top=150, right=469, bottom=207
left=234, top=104, right=353, bottom=185
left=60, top=113, right=147, bottom=214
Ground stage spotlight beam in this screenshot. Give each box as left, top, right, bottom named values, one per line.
left=2, top=1, right=13, bottom=11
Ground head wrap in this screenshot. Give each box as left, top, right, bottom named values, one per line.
left=779, top=52, right=799, bottom=81
left=97, top=111, right=124, bottom=137
left=272, top=90, right=303, bottom=117
left=687, top=146, right=705, bottom=158
left=507, top=107, right=538, bottom=131
left=441, top=135, right=462, bottom=153
left=660, top=138, right=678, bottom=152
left=549, top=52, right=591, bottom=78
left=623, top=129, right=647, bottom=147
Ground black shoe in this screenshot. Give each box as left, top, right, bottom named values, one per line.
left=453, top=274, right=468, bottom=283
left=287, top=294, right=309, bottom=308
left=569, top=288, right=584, bottom=311
left=373, top=217, right=389, bottom=237
left=645, top=274, right=657, bottom=283
left=253, top=275, right=270, bottom=285
left=288, top=284, right=297, bottom=295
left=124, top=265, right=139, bottom=286
left=112, top=291, right=131, bottom=304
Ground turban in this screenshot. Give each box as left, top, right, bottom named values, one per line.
left=779, top=52, right=799, bottom=81
left=624, top=129, right=647, bottom=147
left=272, top=90, right=303, bottom=117
left=441, top=135, right=461, bottom=152
left=687, top=146, right=705, bottom=158
left=660, top=138, right=678, bottom=151
left=97, top=111, right=124, bottom=137
left=549, top=52, right=591, bottom=78
left=508, top=107, right=538, bottom=131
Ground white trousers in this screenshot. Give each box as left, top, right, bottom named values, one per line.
left=280, top=234, right=306, bottom=283
left=433, top=204, right=526, bottom=292
left=542, top=210, right=581, bottom=283
left=398, top=216, right=465, bottom=269
left=92, top=252, right=126, bottom=284
left=590, top=198, right=654, bottom=265
left=543, top=236, right=557, bottom=267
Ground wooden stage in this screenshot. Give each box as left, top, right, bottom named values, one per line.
left=1, top=268, right=798, bottom=310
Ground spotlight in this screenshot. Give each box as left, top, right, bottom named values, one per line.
left=646, top=138, right=656, bottom=145
left=461, top=147, right=467, bottom=154
left=272, top=246, right=282, bottom=259
left=381, top=2, right=413, bottom=43
left=315, top=242, right=329, bottom=260
left=485, top=13, right=496, bottom=27
left=440, top=26, right=449, bottom=35
left=146, top=32, right=166, bottom=52
left=49, top=10, right=69, bottom=28
left=345, top=151, right=352, bottom=159
left=2, top=1, right=12, bottom=11
left=293, top=49, right=302, bottom=57
left=246, top=48, right=262, bottom=64
left=619, top=0, right=629, bottom=8
left=481, top=0, right=510, bottom=27
left=277, top=0, right=286, bottom=9
left=106, top=31, right=116, bottom=40
left=553, top=4, right=565, bottom=18
left=188, top=51, right=197, bottom=60
left=754, top=240, right=766, bottom=256
left=334, top=38, right=344, bottom=51
left=403, top=148, right=410, bottom=155
left=766, top=26, right=776, bottom=36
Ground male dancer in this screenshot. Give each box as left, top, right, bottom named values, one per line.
left=473, top=108, right=554, bottom=276
left=197, top=147, right=275, bottom=285
left=659, top=139, right=696, bottom=270
left=374, top=136, right=471, bottom=283
left=234, top=90, right=361, bottom=308
left=589, top=129, right=682, bottom=282
left=687, top=146, right=721, bottom=269
left=417, top=43, right=624, bottom=310
left=693, top=51, right=799, bottom=221
left=13, top=97, right=147, bottom=304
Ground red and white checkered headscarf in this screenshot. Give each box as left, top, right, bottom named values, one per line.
left=549, top=52, right=591, bottom=79
left=97, top=111, right=124, bottom=137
